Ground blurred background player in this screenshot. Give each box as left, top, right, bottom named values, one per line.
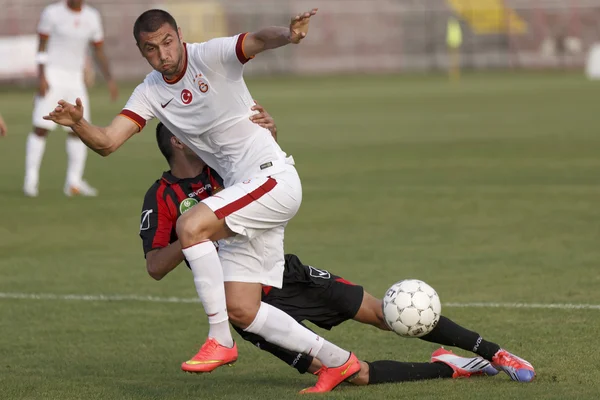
left=25, top=0, right=118, bottom=197
left=138, top=112, right=535, bottom=385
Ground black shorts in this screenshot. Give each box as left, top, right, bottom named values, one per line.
left=261, top=254, right=364, bottom=330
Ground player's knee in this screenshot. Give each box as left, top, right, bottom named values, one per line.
left=34, top=127, right=48, bottom=137
left=226, top=300, right=259, bottom=329
left=175, top=215, right=194, bottom=240
left=176, top=212, right=210, bottom=243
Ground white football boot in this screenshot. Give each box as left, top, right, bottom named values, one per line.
left=431, top=347, right=499, bottom=378
left=64, top=180, right=98, bottom=197
left=23, top=181, right=39, bottom=197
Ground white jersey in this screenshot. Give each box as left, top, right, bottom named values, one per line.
left=120, top=34, right=288, bottom=187
left=37, top=1, right=104, bottom=75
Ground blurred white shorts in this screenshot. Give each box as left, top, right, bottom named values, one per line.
left=32, top=68, right=90, bottom=131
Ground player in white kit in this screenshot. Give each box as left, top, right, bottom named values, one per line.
left=25, top=0, right=118, bottom=197
left=43, top=9, right=360, bottom=393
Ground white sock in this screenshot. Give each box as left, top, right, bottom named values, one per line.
left=24, top=133, right=47, bottom=189
left=316, top=340, right=351, bottom=368
left=245, top=302, right=351, bottom=367
left=65, top=135, right=88, bottom=187
left=181, top=240, right=233, bottom=348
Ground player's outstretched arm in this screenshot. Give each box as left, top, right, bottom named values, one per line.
left=43, top=98, right=138, bottom=156
left=243, top=8, right=318, bottom=58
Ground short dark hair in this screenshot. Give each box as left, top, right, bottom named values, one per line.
left=134, top=9, right=178, bottom=44
left=156, top=122, right=174, bottom=163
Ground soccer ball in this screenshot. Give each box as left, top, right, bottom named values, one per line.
left=382, top=279, right=442, bottom=338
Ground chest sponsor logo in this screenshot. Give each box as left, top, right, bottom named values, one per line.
left=181, top=89, right=193, bottom=105
left=179, top=198, right=199, bottom=214
left=140, top=209, right=153, bottom=231
left=188, top=184, right=212, bottom=198
left=308, top=266, right=331, bottom=280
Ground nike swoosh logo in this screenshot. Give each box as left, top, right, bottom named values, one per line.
left=161, top=98, right=174, bottom=108
left=341, top=361, right=355, bottom=376
left=185, top=360, right=223, bottom=365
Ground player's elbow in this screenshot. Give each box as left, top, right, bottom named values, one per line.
left=96, top=148, right=112, bottom=157
left=146, top=261, right=166, bottom=281
left=93, top=133, right=119, bottom=156
left=147, top=269, right=165, bottom=281
left=95, top=145, right=116, bottom=157
left=148, top=271, right=165, bottom=281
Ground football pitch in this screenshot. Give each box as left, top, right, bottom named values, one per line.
left=0, top=72, right=599, bottom=399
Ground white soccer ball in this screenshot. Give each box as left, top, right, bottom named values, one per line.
left=382, top=279, right=442, bottom=338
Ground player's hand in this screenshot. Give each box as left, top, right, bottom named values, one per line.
left=38, top=75, right=49, bottom=97
left=0, top=115, right=7, bottom=137
left=43, top=98, right=84, bottom=127
left=289, top=8, right=318, bottom=44
left=250, top=102, right=277, bottom=136
left=108, top=79, right=119, bottom=102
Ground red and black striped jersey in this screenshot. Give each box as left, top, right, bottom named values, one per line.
left=139, top=166, right=224, bottom=256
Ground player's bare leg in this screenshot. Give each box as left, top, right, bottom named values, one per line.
left=24, top=127, right=49, bottom=197
left=223, top=281, right=359, bottom=393
left=64, top=132, right=97, bottom=197
left=224, top=281, right=262, bottom=328
left=352, top=291, right=389, bottom=330
left=177, top=202, right=237, bottom=372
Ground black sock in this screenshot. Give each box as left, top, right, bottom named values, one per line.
left=367, top=360, right=453, bottom=384
left=420, top=316, right=501, bottom=361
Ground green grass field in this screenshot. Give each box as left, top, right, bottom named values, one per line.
left=1, top=72, right=599, bottom=399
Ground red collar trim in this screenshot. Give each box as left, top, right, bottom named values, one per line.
left=163, top=43, right=188, bottom=85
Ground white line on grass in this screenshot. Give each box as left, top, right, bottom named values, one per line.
left=1, top=292, right=600, bottom=310
left=0, top=292, right=200, bottom=303
left=445, top=302, right=600, bottom=310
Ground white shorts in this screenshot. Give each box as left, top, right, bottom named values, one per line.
left=32, top=68, right=90, bottom=131
left=203, top=162, right=302, bottom=288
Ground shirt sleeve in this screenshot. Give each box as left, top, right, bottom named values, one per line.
left=194, top=33, right=253, bottom=80
left=89, top=10, right=104, bottom=45
left=139, top=184, right=177, bottom=256
left=37, top=7, right=53, bottom=38
left=120, top=83, right=154, bottom=132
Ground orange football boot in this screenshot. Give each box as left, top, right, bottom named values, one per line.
left=181, top=338, right=238, bottom=373
left=300, top=353, right=360, bottom=394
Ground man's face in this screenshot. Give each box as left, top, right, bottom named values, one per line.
left=67, top=0, right=83, bottom=9
left=137, top=24, right=184, bottom=77
left=182, top=142, right=200, bottom=160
